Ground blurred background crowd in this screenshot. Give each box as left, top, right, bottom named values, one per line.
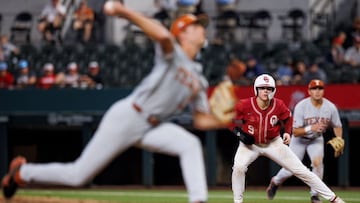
left=1, top=0, right=360, bottom=89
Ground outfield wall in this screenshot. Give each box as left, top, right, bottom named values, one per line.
left=0, top=85, right=359, bottom=187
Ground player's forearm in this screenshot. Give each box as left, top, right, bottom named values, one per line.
left=333, top=127, right=342, bottom=138
left=292, top=127, right=307, bottom=137
left=192, top=112, right=229, bottom=130
left=104, top=1, right=172, bottom=44
left=117, top=6, right=171, bottom=43
left=294, top=122, right=328, bottom=137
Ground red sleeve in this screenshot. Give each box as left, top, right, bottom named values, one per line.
left=234, top=100, right=243, bottom=119
left=227, top=99, right=244, bottom=131
left=283, top=115, right=293, bottom=134
left=279, top=100, right=292, bottom=134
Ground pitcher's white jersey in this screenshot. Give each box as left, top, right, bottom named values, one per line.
left=131, top=40, right=209, bottom=121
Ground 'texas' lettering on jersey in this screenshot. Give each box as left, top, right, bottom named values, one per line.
left=175, top=67, right=200, bottom=109
left=175, top=67, right=200, bottom=94
left=304, top=117, right=331, bottom=126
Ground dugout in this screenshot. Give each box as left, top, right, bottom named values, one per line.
left=0, top=88, right=357, bottom=187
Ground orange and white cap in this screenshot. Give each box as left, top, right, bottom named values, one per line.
left=170, top=14, right=208, bottom=37
left=308, top=79, right=324, bottom=89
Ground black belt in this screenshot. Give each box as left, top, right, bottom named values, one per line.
left=133, top=103, right=160, bottom=126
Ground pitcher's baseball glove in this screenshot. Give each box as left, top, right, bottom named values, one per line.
left=327, top=137, right=345, bottom=158
left=208, top=80, right=236, bottom=124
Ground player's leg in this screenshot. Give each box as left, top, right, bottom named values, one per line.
left=137, top=122, right=207, bottom=203
left=16, top=98, right=149, bottom=186
left=273, top=137, right=308, bottom=183
left=266, top=137, right=309, bottom=199
left=265, top=137, right=339, bottom=201
left=307, top=136, right=325, bottom=200
left=232, top=142, right=259, bottom=203
left=267, top=136, right=308, bottom=199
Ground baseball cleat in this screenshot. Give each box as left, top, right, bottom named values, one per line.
left=266, top=178, right=278, bottom=200
left=2, top=156, right=26, bottom=199
left=311, top=195, right=322, bottom=203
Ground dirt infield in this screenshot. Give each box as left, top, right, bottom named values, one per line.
left=0, top=196, right=115, bottom=203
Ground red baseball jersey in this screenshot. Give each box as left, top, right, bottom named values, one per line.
left=233, top=97, right=292, bottom=144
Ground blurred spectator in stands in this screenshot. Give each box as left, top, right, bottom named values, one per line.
left=14, top=59, right=37, bottom=89
left=344, top=34, right=360, bottom=83
left=0, top=62, right=14, bottom=89
left=175, top=0, right=199, bottom=17
left=72, top=0, right=95, bottom=43
left=153, top=0, right=177, bottom=27
left=291, top=60, right=306, bottom=85
left=303, top=62, right=327, bottom=84
left=37, top=0, right=66, bottom=44
left=326, top=31, right=346, bottom=66
left=343, top=16, right=360, bottom=49
left=0, top=49, right=4, bottom=61
left=344, top=34, right=360, bottom=67
left=78, top=61, right=104, bottom=89
left=57, top=62, right=81, bottom=88
left=0, top=34, right=19, bottom=60
left=275, top=57, right=293, bottom=86
left=243, top=55, right=264, bottom=84
left=37, top=63, right=57, bottom=89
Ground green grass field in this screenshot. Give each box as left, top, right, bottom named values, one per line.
left=14, top=187, right=360, bottom=203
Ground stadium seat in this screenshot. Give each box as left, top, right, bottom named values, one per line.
left=339, top=65, right=359, bottom=83
left=17, top=44, right=38, bottom=67
left=279, top=8, right=306, bottom=42
left=247, top=10, right=272, bottom=41
left=10, top=11, right=33, bottom=45
left=300, top=41, right=323, bottom=63
left=214, top=10, right=240, bottom=43
left=250, top=42, right=269, bottom=59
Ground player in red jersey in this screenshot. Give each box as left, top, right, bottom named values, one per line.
left=231, top=74, right=345, bottom=203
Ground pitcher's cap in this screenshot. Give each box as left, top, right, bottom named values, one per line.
left=170, top=14, right=208, bottom=37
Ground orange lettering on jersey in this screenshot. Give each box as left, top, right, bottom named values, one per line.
left=175, top=67, right=201, bottom=110
left=175, top=67, right=200, bottom=96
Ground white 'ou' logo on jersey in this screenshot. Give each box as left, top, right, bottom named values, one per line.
left=270, top=115, right=278, bottom=127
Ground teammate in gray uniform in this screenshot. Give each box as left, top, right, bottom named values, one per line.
left=267, top=79, right=344, bottom=203
left=1, top=1, right=228, bottom=203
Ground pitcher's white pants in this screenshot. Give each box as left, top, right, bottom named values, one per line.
left=232, top=137, right=335, bottom=203
left=20, top=97, right=207, bottom=203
